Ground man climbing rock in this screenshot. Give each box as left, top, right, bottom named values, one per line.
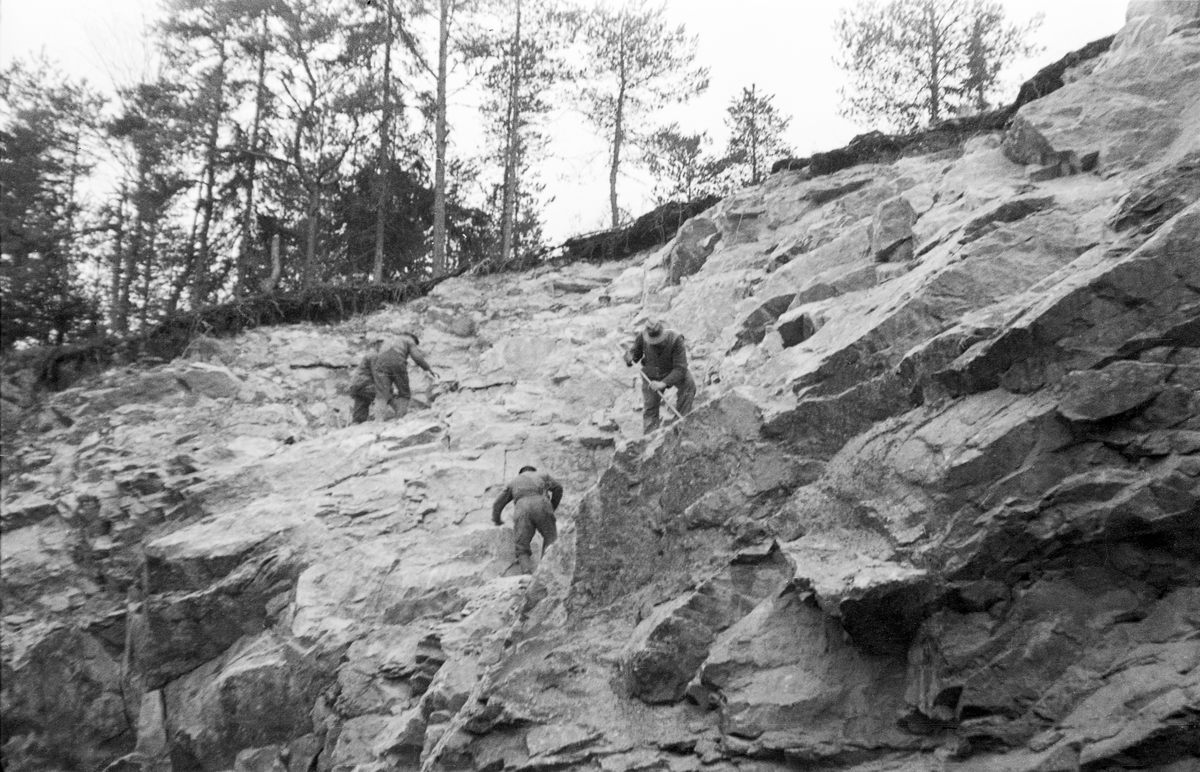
left=491, top=465, right=564, bottom=574
left=624, top=317, right=696, bottom=433
left=349, top=331, right=436, bottom=424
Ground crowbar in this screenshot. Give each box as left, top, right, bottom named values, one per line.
left=615, top=343, right=685, bottom=421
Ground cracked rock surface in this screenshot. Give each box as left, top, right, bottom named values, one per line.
left=3, top=5, right=1199, bottom=771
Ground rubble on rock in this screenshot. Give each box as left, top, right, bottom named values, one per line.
left=3, top=5, right=1198, bottom=771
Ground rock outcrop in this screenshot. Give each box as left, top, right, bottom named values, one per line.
left=3, top=5, right=1199, bottom=772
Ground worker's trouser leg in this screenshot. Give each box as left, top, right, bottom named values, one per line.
left=676, top=373, right=697, bottom=416
left=513, top=501, right=558, bottom=574
left=641, top=372, right=696, bottom=433
left=351, top=388, right=374, bottom=424
left=642, top=379, right=662, bottom=434
left=376, top=396, right=411, bottom=421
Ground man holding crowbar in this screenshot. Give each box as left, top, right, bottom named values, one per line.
left=623, top=317, right=695, bottom=433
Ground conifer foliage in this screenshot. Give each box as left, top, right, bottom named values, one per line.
left=725, top=84, right=792, bottom=187
left=0, top=58, right=105, bottom=348
left=571, top=0, right=709, bottom=228
left=834, top=0, right=1042, bottom=132
left=0, top=0, right=783, bottom=353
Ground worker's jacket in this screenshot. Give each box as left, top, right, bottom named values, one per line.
left=627, top=330, right=689, bottom=388
left=350, top=338, right=427, bottom=400
left=492, top=471, right=564, bottom=523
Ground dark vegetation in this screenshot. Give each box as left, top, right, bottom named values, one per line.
left=5, top=276, right=455, bottom=394
left=2, top=189, right=716, bottom=402
left=558, top=196, right=721, bottom=264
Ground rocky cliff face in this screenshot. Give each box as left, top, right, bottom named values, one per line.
left=3, top=4, right=1199, bottom=772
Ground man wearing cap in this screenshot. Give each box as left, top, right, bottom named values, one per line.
left=491, top=465, right=564, bottom=574
left=624, top=317, right=696, bottom=433
left=348, top=331, right=437, bottom=424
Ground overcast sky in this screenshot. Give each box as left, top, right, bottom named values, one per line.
left=2, top=0, right=1133, bottom=240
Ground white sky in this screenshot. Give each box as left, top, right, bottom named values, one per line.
left=1, top=0, right=1133, bottom=242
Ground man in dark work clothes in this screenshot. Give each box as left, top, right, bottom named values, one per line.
left=491, top=465, right=564, bottom=574
left=624, top=317, right=696, bottom=433
left=348, top=331, right=436, bottom=423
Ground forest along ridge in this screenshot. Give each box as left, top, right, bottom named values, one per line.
left=2, top=0, right=1068, bottom=342
left=4, top=2, right=1200, bottom=772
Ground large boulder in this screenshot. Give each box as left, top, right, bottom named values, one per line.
left=668, top=217, right=721, bottom=284
left=869, top=196, right=917, bottom=262
left=1005, top=14, right=1200, bottom=174
left=173, top=364, right=246, bottom=400
left=621, top=548, right=792, bottom=704
left=1109, top=149, right=1200, bottom=235
left=164, top=632, right=331, bottom=772
left=135, top=556, right=299, bottom=689
left=426, top=306, right=477, bottom=338
left=0, top=627, right=131, bottom=770
left=695, top=587, right=918, bottom=758
left=937, top=200, right=1200, bottom=397
left=1057, top=360, right=1172, bottom=422
left=0, top=493, right=58, bottom=532
left=571, top=393, right=800, bottom=609
left=909, top=584, right=1200, bottom=757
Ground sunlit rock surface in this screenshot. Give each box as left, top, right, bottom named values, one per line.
left=3, top=6, right=1199, bottom=771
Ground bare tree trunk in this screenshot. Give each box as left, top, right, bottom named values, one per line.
left=261, top=234, right=281, bottom=292
left=109, top=185, right=129, bottom=334
left=373, top=0, right=394, bottom=283
left=608, top=111, right=622, bottom=229
left=432, top=0, right=450, bottom=276
left=193, top=37, right=229, bottom=307
left=238, top=16, right=268, bottom=297
left=303, top=182, right=319, bottom=287
left=62, top=128, right=82, bottom=290
left=119, top=177, right=146, bottom=335
left=513, top=172, right=521, bottom=258
left=168, top=204, right=202, bottom=315
left=499, top=0, right=521, bottom=266
left=119, top=224, right=136, bottom=333
left=749, top=83, right=760, bottom=184
left=139, top=221, right=156, bottom=330
left=608, top=12, right=628, bottom=229
left=928, top=4, right=941, bottom=124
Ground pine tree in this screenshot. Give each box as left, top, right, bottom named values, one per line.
left=834, top=0, right=1042, bottom=131
left=573, top=0, right=708, bottom=228
left=471, top=0, right=569, bottom=266
left=725, top=84, right=792, bottom=187
left=105, top=80, right=194, bottom=332
left=643, top=125, right=730, bottom=204
left=268, top=0, right=376, bottom=288
left=0, top=57, right=105, bottom=348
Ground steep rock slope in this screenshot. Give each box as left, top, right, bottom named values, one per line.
left=3, top=3, right=1199, bottom=772
left=2, top=259, right=662, bottom=771
left=435, top=6, right=1200, bottom=772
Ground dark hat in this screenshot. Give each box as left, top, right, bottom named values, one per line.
left=643, top=318, right=667, bottom=345
left=519, top=465, right=537, bottom=473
